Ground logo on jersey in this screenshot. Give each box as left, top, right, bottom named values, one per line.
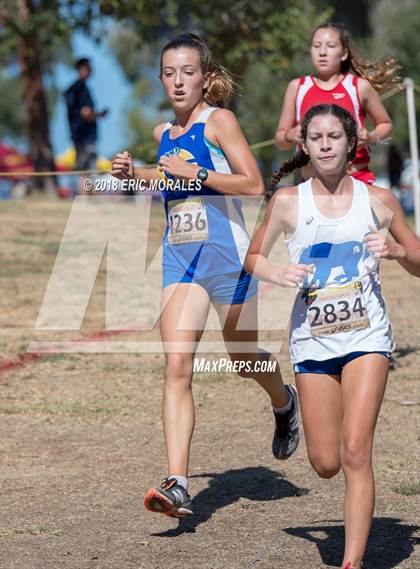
left=162, top=147, right=195, bottom=161
left=332, top=92, right=345, bottom=100
left=299, top=240, right=369, bottom=288
left=158, top=147, right=198, bottom=180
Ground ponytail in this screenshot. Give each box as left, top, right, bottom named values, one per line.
left=205, top=65, right=236, bottom=108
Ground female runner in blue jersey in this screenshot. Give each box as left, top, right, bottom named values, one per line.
left=111, top=34, right=299, bottom=518
left=245, top=104, right=420, bottom=569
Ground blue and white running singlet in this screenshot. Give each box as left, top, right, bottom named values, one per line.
left=286, top=178, right=393, bottom=364
left=158, top=106, right=252, bottom=281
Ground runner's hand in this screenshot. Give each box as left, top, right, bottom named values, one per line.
left=159, top=155, right=199, bottom=180
left=285, top=125, right=302, bottom=144
left=270, top=264, right=315, bottom=288
left=111, top=150, right=134, bottom=179
left=357, top=127, right=370, bottom=148
left=364, top=225, right=404, bottom=260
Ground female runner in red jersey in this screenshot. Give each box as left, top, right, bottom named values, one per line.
left=275, top=23, right=401, bottom=184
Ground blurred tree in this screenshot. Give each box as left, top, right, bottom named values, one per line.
left=369, top=0, right=420, bottom=150
left=105, top=0, right=332, bottom=164
left=0, top=1, right=69, bottom=189
left=0, top=0, right=336, bottom=184
left=238, top=59, right=314, bottom=181
left=0, top=1, right=102, bottom=190
left=107, top=25, right=167, bottom=162
left=314, top=0, right=373, bottom=36
left=0, top=71, right=27, bottom=141
left=105, top=0, right=331, bottom=81
left=124, top=76, right=168, bottom=164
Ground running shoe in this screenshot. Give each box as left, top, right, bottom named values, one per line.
left=144, top=477, right=193, bottom=517
left=272, top=384, right=300, bottom=460
left=343, top=563, right=356, bottom=569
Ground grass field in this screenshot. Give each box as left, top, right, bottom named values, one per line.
left=1, top=196, right=419, bottom=569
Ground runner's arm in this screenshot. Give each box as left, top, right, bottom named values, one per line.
left=245, top=189, right=314, bottom=287
left=358, top=79, right=393, bottom=145
left=275, top=79, right=301, bottom=150
left=365, top=188, right=420, bottom=276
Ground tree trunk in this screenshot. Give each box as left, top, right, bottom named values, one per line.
left=16, top=0, right=57, bottom=192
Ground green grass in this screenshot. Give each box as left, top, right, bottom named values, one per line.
left=0, top=400, right=117, bottom=417
left=39, top=354, right=68, bottom=362
left=37, top=401, right=116, bottom=416
left=8, top=237, right=42, bottom=246
left=0, top=524, right=62, bottom=539
left=392, top=479, right=420, bottom=496
left=21, top=372, right=35, bottom=380
left=0, top=406, right=28, bottom=415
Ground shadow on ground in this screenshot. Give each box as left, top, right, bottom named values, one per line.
left=284, top=517, right=419, bottom=568
left=390, top=344, right=419, bottom=369
left=151, top=465, right=309, bottom=537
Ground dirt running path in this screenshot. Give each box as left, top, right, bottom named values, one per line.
left=1, top=197, right=419, bottom=569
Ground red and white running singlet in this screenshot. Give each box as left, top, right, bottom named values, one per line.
left=295, top=74, right=373, bottom=179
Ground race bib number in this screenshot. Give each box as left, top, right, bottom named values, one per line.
left=167, top=199, right=208, bottom=244
left=306, top=281, right=370, bottom=337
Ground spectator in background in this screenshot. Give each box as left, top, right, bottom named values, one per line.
left=65, top=58, right=108, bottom=194
left=387, top=144, right=404, bottom=190
left=399, top=158, right=416, bottom=215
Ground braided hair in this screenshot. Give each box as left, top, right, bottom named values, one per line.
left=269, top=104, right=358, bottom=199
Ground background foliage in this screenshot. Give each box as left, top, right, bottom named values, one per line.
left=0, top=0, right=418, bottom=182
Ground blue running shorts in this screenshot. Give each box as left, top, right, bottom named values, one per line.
left=163, top=266, right=258, bottom=305
left=294, top=351, right=391, bottom=375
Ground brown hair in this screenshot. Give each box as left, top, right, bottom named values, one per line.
left=311, top=23, right=402, bottom=93
left=160, top=33, right=235, bottom=107
left=269, top=104, right=358, bottom=198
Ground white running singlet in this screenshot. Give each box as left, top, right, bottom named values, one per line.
left=286, top=178, right=393, bottom=363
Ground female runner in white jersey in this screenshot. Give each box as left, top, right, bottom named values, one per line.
left=275, top=23, right=400, bottom=185
left=111, top=34, right=299, bottom=518
left=245, top=104, right=420, bottom=569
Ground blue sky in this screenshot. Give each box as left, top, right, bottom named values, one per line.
left=52, top=31, right=132, bottom=158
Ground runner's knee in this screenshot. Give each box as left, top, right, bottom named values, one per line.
left=308, top=452, right=341, bottom=479
left=165, top=354, right=193, bottom=388
left=341, top=436, right=372, bottom=472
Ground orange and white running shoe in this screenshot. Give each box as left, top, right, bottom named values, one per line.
left=144, top=477, right=193, bottom=517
